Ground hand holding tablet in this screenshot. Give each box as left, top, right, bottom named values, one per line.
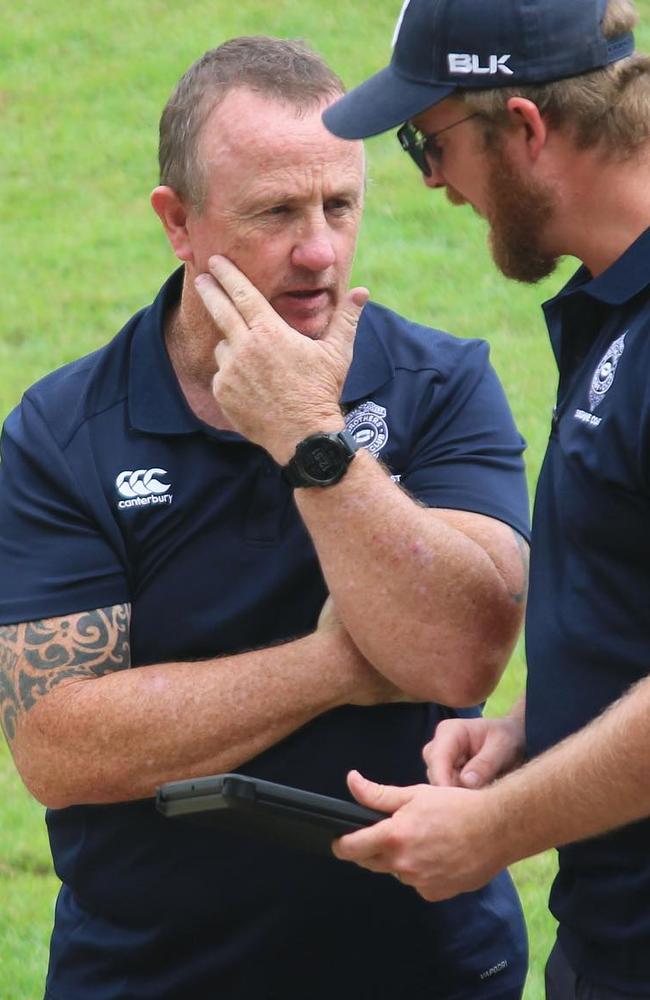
left=156, top=773, right=387, bottom=855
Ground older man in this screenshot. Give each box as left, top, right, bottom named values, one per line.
left=0, top=37, right=529, bottom=1000
left=324, top=1, right=650, bottom=997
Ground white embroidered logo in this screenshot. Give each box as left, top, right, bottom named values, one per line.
left=447, top=53, right=513, bottom=76
left=115, top=469, right=173, bottom=509
left=573, top=331, right=627, bottom=429
left=588, top=332, right=627, bottom=411
left=345, top=401, right=389, bottom=456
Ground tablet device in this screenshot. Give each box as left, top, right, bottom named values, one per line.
left=155, top=772, right=387, bottom=854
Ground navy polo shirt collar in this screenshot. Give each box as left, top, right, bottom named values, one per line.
left=128, top=265, right=395, bottom=434
left=129, top=267, right=199, bottom=435
left=547, top=225, right=650, bottom=310
left=342, top=314, right=394, bottom=404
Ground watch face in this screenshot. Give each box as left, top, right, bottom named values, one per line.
left=298, top=436, right=346, bottom=483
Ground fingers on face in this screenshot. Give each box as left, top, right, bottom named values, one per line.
left=214, top=338, right=229, bottom=371
left=334, top=286, right=369, bottom=326
left=195, top=274, right=248, bottom=343
left=323, top=288, right=369, bottom=354
left=207, top=255, right=270, bottom=327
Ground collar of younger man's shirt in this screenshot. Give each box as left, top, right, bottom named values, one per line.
left=545, top=225, right=650, bottom=312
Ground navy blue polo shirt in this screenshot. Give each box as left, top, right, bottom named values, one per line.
left=0, top=268, right=529, bottom=1000
left=526, top=227, right=650, bottom=993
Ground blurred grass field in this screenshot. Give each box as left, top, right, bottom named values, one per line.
left=2, top=2, right=650, bottom=997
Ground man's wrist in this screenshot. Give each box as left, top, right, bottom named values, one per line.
left=271, top=416, right=346, bottom=466
left=310, top=626, right=368, bottom=710
left=477, top=782, right=521, bottom=870
left=281, top=428, right=359, bottom=489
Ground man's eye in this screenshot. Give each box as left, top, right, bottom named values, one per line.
left=268, top=205, right=290, bottom=216
left=325, top=199, right=351, bottom=214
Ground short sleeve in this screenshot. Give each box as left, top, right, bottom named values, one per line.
left=0, top=397, right=129, bottom=625
left=403, top=342, right=530, bottom=539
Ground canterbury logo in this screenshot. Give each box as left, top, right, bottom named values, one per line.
left=115, top=468, right=173, bottom=509
left=448, top=53, right=513, bottom=76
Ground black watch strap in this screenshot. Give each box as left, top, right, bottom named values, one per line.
left=281, top=429, right=360, bottom=488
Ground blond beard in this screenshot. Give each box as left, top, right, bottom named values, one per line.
left=444, top=146, right=558, bottom=283
left=446, top=186, right=467, bottom=207
left=485, top=145, right=558, bottom=284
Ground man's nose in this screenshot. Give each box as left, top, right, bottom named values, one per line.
left=424, top=161, right=446, bottom=189
left=291, top=228, right=336, bottom=271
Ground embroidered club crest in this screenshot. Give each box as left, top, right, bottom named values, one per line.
left=588, top=332, right=627, bottom=412
left=345, top=401, right=389, bottom=456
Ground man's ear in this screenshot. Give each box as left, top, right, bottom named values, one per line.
left=150, top=185, right=194, bottom=262
left=505, top=97, right=548, bottom=163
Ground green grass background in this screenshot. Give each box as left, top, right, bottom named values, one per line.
left=2, top=2, right=649, bottom=997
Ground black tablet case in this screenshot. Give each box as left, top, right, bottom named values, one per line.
left=156, top=773, right=386, bottom=854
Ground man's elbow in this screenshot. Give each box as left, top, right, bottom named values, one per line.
left=11, top=710, right=114, bottom=808
left=440, top=618, right=521, bottom=706
left=8, top=682, right=121, bottom=808
left=23, top=778, right=74, bottom=811
left=403, top=652, right=504, bottom=707
left=17, top=755, right=127, bottom=809
left=373, top=622, right=519, bottom=707
left=12, top=742, right=81, bottom=809
left=439, top=653, right=507, bottom=707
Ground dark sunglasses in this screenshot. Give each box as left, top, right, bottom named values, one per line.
left=397, top=114, right=479, bottom=177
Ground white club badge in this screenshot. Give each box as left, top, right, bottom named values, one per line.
left=345, top=401, right=389, bottom=456
left=588, top=332, right=627, bottom=412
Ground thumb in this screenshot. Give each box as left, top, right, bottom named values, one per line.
left=460, top=751, right=500, bottom=789
left=321, top=286, right=369, bottom=357
left=347, top=769, right=414, bottom=815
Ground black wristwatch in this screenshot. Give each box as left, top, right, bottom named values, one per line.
left=281, top=430, right=360, bottom=488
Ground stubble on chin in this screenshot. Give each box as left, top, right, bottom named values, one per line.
left=280, top=313, right=332, bottom=341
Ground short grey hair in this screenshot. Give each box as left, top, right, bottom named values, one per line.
left=158, top=36, right=345, bottom=209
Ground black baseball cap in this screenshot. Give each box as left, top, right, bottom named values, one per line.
left=323, top=0, right=635, bottom=139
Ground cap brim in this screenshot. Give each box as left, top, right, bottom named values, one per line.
left=323, top=63, right=455, bottom=139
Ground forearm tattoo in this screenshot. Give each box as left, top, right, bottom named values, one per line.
left=0, top=604, right=130, bottom=743
left=510, top=529, right=530, bottom=605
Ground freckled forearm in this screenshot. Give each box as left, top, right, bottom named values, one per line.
left=295, top=450, right=525, bottom=701
left=484, top=675, right=650, bottom=865
left=3, top=613, right=376, bottom=806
